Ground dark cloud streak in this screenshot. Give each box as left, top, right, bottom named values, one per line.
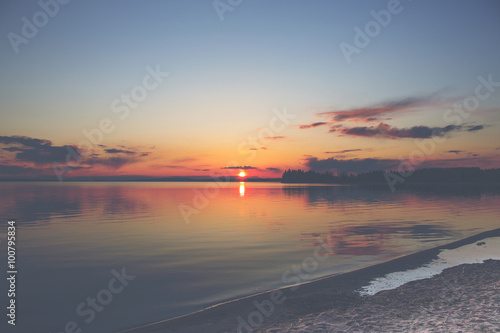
left=305, top=157, right=399, bottom=173
left=104, top=148, right=135, bottom=155
left=317, top=92, right=451, bottom=123
left=221, top=166, right=258, bottom=170
left=329, top=123, right=485, bottom=139
left=325, top=149, right=363, bottom=154
left=299, top=122, right=328, bottom=129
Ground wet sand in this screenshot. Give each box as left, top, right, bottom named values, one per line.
left=120, top=228, right=500, bottom=333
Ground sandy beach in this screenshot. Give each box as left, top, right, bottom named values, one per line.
left=121, top=229, right=500, bottom=333
left=267, top=260, right=500, bottom=332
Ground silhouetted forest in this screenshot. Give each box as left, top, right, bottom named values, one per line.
left=281, top=167, right=500, bottom=184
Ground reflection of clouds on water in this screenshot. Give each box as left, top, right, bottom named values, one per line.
left=0, top=184, right=82, bottom=226
left=284, top=185, right=497, bottom=256
left=300, top=225, right=393, bottom=256
left=282, top=186, right=389, bottom=206
left=0, top=184, right=149, bottom=227
left=92, top=187, right=149, bottom=221
left=401, top=224, right=456, bottom=241
left=282, top=184, right=500, bottom=205
left=300, top=222, right=458, bottom=257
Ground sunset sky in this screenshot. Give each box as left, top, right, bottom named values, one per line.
left=1, top=0, right=499, bottom=179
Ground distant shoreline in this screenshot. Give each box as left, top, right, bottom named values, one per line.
left=1, top=179, right=499, bottom=188
left=2, top=167, right=499, bottom=184
left=282, top=167, right=500, bottom=185
left=0, top=177, right=282, bottom=182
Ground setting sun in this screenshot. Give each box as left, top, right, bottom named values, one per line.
left=238, top=171, right=246, bottom=177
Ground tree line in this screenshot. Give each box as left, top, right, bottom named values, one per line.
left=281, top=167, right=500, bottom=184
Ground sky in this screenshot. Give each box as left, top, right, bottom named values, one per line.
left=1, top=0, right=500, bottom=180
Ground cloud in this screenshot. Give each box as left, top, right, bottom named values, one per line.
left=194, top=168, right=211, bottom=172
left=221, top=166, right=258, bottom=170
left=0, top=164, right=39, bottom=175
left=266, top=167, right=281, bottom=172
left=325, top=149, right=363, bottom=154
left=0, top=136, right=156, bottom=170
left=0, top=136, right=155, bottom=177
left=329, top=122, right=485, bottom=139
left=15, top=147, right=79, bottom=165
left=305, top=156, right=399, bottom=173
left=2, top=147, right=24, bottom=152
left=299, top=122, right=328, bottom=129
left=172, top=157, right=198, bottom=163
left=249, top=147, right=268, bottom=151
left=265, top=136, right=285, bottom=140
left=55, top=165, right=90, bottom=171
left=421, top=156, right=497, bottom=168
left=0, top=135, right=81, bottom=165
left=305, top=154, right=499, bottom=174
left=0, top=135, right=52, bottom=148
left=448, top=150, right=462, bottom=154
left=104, top=148, right=135, bottom=155
left=153, top=164, right=187, bottom=169
left=466, top=125, right=484, bottom=132
left=318, top=92, right=451, bottom=123
left=85, top=157, right=138, bottom=169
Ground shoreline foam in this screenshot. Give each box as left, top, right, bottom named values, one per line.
left=359, top=236, right=500, bottom=296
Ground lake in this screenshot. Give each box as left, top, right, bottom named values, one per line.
left=0, top=181, right=498, bottom=332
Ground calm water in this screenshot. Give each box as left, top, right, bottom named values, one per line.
left=0, top=182, right=499, bottom=332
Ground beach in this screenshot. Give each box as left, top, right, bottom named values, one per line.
left=121, top=228, right=500, bottom=333
left=268, top=260, right=500, bottom=332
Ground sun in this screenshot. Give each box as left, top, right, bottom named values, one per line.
left=238, top=171, right=246, bottom=178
